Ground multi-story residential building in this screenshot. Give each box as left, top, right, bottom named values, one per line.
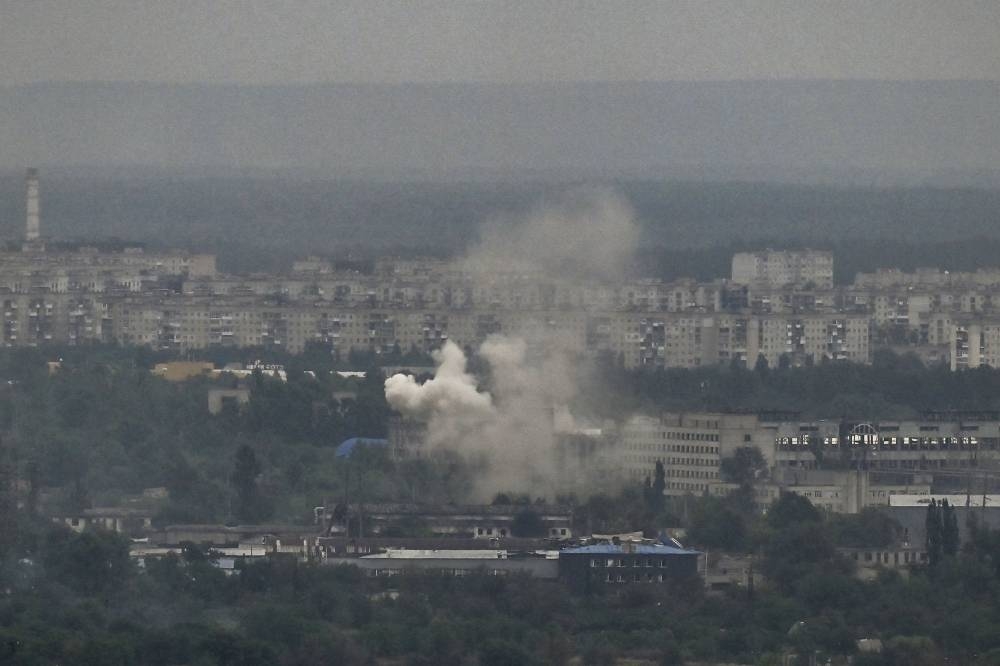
left=0, top=193, right=992, bottom=374
left=731, top=250, right=834, bottom=289
left=854, top=268, right=1000, bottom=290
left=947, top=317, right=1000, bottom=371
left=9, top=170, right=1000, bottom=371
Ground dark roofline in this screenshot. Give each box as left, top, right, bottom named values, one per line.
left=353, top=503, right=574, bottom=516
left=162, top=524, right=318, bottom=534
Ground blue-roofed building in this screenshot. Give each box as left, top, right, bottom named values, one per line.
left=335, top=437, right=388, bottom=458
left=558, top=542, right=701, bottom=593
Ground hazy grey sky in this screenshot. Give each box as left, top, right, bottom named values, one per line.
left=1, top=0, right=999, bottom=85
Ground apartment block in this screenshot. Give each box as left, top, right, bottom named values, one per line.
left=731, top=249, right=834, bottom=289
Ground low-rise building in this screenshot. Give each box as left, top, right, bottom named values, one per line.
left=839, top=546, right=928, bottom=580
left=325, top=503, right=574, bottom=541
left=154, top=523, right=319, bottom=548
left=336, top=549, right=559, bottom=579
left=207, top=387, right=251, bottom=414
left=52, top=507, right=154, bottom=537
left=880, top=494, right=1000, bottom=549
left=557, top=542, right=701, bottom=593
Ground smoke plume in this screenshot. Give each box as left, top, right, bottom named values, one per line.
left=385, top=189, right=640, bottom=499
left=463, top=186, right=639, bottom=280
left=384, top=342, right=492, bottom=417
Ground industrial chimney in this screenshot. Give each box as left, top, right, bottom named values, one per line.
left=25, top=168, right=40, bottom=242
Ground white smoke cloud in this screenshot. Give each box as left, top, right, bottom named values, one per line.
left=385, top=188, right=639, bottom=499
left=386, top=337, right=571, bottom=499
left=384, top=341, right=493, bottom=418
left=464, top=186, right=639, bottom=280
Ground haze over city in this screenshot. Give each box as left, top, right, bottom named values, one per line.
left=2, top=3, right=1000, bottom=665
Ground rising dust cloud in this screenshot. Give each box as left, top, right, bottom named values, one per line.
left=385, top=189, right=640, bottom=499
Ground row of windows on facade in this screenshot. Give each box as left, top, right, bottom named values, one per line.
left=627, top=444, right=721, bottom=456
left=474, top=527, right=569, bottom=537
left=605, top=573, right=669, bottom=583
left=628, top=463, right=720, bottom=480
left=627, top=431, right=722, bottom=443
left=625, top=455, right=717, bottom=466
left=778, top=436, right=986, bottom=449
left=590, top=557, right=673, bottom=568
left=796, top=490, right=841, bottom=499
left=369, top=568, right=513, bottom=577
left=669, top=482, right=712, bottom=491
left=851, top=551, right=927, bottom=565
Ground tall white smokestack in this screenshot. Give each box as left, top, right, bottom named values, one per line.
left=25, top=168, right=40, bottom=242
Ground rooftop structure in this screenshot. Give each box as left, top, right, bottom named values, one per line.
left=334, top=437, right=388, bottom=458
left=363, top=549, right=510, bottom=559
left=335, top=549, right=558, bottom=578
left=559, top=543, right=700, bottom=556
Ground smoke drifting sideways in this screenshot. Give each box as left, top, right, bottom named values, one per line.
left=384, top=189, right=640, bottom=500
left=461, top=186, right=640, bottom=282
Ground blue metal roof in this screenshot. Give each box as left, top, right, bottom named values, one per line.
left=335, top=437, right=388, bottom=458
left=561, top=543, right=700, bottom=556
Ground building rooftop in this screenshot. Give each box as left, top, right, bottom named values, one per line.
left=350, top=502, right=574, bottom=516
left=162, top=524, right=318, bottom=534
left=362, top=549, right=509, bottom=559
left=561, top=543, right=700, bottom=556
left=335, top=437, right=388, bottom=458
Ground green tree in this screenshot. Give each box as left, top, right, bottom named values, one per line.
left=926, top=499, right=943, bottom=566
left=42, top=527, right=131, bottom=598
left=653, top=459, right=667, bottom=499
left=829, top=508, right=901, bottom=548
left=644, top=460, right=667, bottom=515
left=884, top=636, right=943, bottom=666
left=720, top=446, right=766, bottom=487
left=754, top=354, right=770, bottom=377
left=480, top=639, right=540, bottom=666
left=767, top=492, right=822, bottom=530
left=688, top=496, right=748, bottom=551
left=763, top=521, right=836, bottom=589
left=232, top=445, right=266, bottom=523
left=942, top=499, right=959, bottom=558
